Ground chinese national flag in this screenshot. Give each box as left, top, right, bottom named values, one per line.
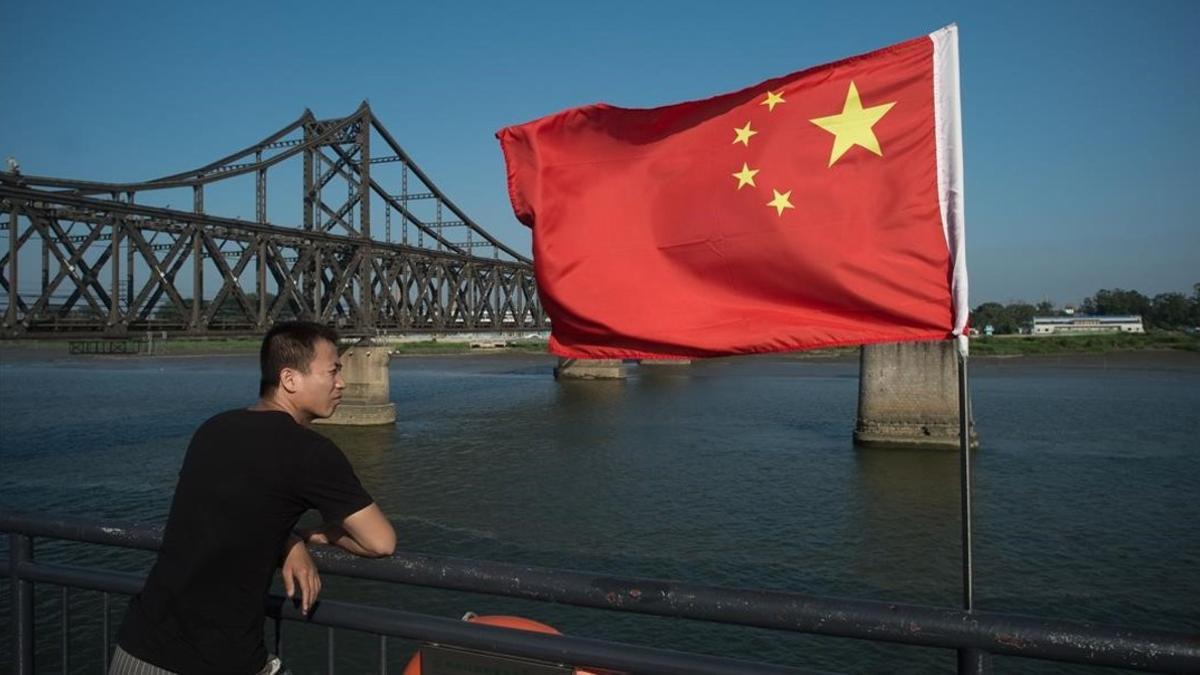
left=498, top=25, right=967, bottom=359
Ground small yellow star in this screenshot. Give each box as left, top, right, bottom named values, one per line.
left=809, top=81, right=896, bottom=167
left=732, top=121, right=758, bottom=146
left=761, top=90, right=786, bottom=112
left=767, top=189, right=794, bottom=216
left=731, top=163, right=759, bottom=190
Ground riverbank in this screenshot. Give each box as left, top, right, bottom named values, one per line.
left=968, top=331, right=1199, bottom=355
left=1, top=331, right=1195, bottom=363
left=0, top=336, right=551, bottom=361
left=778, top=331, right=1200, bottom=359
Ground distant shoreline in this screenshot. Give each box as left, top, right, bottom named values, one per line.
left=0, top=332, right=1196, bottom=364
left=0, top=338, right=549, bottom=363
left=966, top=331, right=1198, bottom=356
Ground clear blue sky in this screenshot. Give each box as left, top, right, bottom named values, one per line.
left=2, top=0, right=1197, bottom=306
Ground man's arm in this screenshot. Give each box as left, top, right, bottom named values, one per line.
left=301, top=503, right=395, bottom=557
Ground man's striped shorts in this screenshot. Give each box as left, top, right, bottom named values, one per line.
left=109, top=645, right=288, bottom=675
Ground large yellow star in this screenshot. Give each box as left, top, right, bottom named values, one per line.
left=761, top=90, right=785, bottom=112
left=731, top=163, right=759, bottom=190
left=808, top=81, right=896, bottom=167
left=732, top=121, right=758, bottom=146
left=767, top=189, right=794, bottom=216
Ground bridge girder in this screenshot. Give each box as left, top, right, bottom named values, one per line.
left=0, top=104, right=545, bottom=338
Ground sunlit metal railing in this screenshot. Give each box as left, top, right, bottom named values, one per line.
left=3, top=513, right=1198, bottom=674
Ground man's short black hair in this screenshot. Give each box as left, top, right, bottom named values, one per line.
left=259, top=321, right=340, bottom=396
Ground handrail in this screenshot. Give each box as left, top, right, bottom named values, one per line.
left=10, top=559, right=819, bottom=675
left=3, top=512, right=1199, bottom=673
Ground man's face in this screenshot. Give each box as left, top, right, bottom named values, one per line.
left=293, top=339, right=345, bottom=419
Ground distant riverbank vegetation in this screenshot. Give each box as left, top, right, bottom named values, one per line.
left=969, top=331, right=1199, bottom=355
left=971, top=283, right=1200, bottom=335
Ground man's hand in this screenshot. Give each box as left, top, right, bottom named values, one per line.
left=281, top=535, right=321, bottom=616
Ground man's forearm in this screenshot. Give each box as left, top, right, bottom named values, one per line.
left=306, top=523, right=386, bottom=557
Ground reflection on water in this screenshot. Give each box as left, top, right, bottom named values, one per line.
left=319, top=423, right=398, bottom=457
left=851, top=448, right=963, bottom=602
left=1, top=351, right=1198, bottom=674
left=554, top=378, right=627, bottom=406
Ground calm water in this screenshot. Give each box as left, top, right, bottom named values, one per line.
left=1, top=349, right=1198, bottom=674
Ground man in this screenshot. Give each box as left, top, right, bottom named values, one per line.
left=112, top=321, right=396, bottom=674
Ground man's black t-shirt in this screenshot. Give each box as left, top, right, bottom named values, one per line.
left=117, top=409, right=374, bottom=674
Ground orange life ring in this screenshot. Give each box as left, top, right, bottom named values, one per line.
left=401, top=614, right=614, bottom=675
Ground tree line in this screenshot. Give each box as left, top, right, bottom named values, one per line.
left=972, top=283, right=1200, bottom=335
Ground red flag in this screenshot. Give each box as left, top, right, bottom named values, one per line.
left=498, top=26, right=967, bottom=359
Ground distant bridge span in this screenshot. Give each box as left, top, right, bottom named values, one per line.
left=0, top=103, right=546, bottom=339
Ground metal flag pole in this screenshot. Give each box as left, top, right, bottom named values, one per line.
left=956, top=343, right=989, bottom=674
left=958, top=346, right=974, bottom=610
left=933, top=23, right=980, bottom=671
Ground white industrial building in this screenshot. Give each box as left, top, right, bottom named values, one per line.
left=1031, top=315, right=1145, bottom=335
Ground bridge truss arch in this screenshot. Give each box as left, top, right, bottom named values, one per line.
left=0, top=103, right=545, bottom=338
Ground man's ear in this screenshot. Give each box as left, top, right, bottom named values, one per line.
left=278, top=367, right=300, bottom=394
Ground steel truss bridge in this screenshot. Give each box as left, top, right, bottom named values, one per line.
left=0, top=103, right=545, bottom=338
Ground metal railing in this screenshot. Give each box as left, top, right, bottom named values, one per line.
left=3, top=513, right=1198, bottom=674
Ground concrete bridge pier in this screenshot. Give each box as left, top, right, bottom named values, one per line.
left=316, top=339, right=396, bottom=426
left=854, top=340, right=978, bottom=450
left=554, top=358, right=628, bottom=380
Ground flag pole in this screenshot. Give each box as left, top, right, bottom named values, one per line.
left=957, top=345, right=974, bottom=610
left=933, top=24, right=982, bottom=670
left=956, top=340, right=989, bottom=674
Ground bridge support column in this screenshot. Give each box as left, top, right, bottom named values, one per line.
left=854, top=340, right=978, bottom=450
left=316, top=339, right=396, bottom=426
left=554, top=358, right=628, bottom=380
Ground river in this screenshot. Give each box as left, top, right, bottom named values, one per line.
left=1, top=348, right=1197, bottom=673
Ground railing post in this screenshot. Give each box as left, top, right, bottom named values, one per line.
left=10, top=532, right=34, bottom=675
left=957, top=648, right=990, bottom=674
